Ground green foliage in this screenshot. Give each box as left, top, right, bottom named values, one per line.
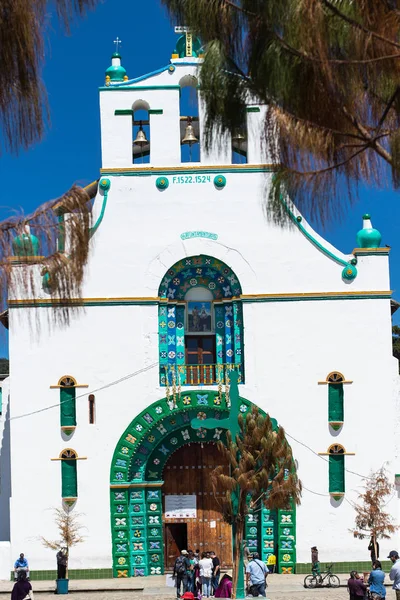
left=162, top=0, right=400, bottom=222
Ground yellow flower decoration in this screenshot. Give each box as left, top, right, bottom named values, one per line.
left=282, top=554, right=291, bottom=562
left=118, top=557, right=126, bottom=565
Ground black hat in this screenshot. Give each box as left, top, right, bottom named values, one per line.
left=387, top=551, right=399, bottom=559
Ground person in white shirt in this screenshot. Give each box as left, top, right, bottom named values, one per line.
left=388, top=550, right=400, bottom=600
left=199, top=552, right=213, bottom=598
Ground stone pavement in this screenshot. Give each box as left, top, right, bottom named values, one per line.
left=0, top=573, right=392, bottom=600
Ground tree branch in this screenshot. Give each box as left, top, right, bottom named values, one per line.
left=321, top=0, right=400, bottom=51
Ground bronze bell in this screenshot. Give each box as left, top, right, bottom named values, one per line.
left=182, top=118, right=198, bottom=145
left=133, top=121, right=148, bottom=147
left=232, top=129, right=246, bottom=144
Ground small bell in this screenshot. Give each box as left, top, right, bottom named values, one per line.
left=181, top=117, right=198, bottom=145
left=232, top=129, right=246, bottom=144
left=133, top=121, right=148, bottom=147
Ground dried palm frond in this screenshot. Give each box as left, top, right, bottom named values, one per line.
left=162, top=0, right=400, bottom=223
left=0, top=0, right=98, bottom=154
left=1, top=183, right=94, bottom=324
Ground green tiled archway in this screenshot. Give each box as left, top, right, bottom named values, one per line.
left=110, top=390, right=297, bottom=577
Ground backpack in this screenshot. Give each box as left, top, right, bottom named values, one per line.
left=175, top=556, right=187, bottom=575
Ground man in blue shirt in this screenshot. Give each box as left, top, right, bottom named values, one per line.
left=388, top=550, right=400, bottom=600
left=14, top=553, right=29, bottom=580
left=246, top=553, right=268, bottom=597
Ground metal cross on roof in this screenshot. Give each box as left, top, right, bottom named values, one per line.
left=174, top=26, right=193, bottom=57
left=113, top=37, right=122, bottom=53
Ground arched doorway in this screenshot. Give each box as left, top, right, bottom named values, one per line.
left=163, top=442, right=232, bottom=569
left=109, top=389, right=297, bottom=577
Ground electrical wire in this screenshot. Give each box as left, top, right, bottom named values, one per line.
left=7, top=362, right=158, bottom=422
left=0, top=367, right=391, bottom=484
left=285, top=431, right=371, bottom=480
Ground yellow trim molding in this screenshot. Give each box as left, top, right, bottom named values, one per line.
left=353, top=248, right=390, bottom=255
left=51, top=457, right=87, bottom=461
left=7, top=256, right=45, bottom=263
left=318, top=380, right=353, bottom=385
left=100, top=164, right=276, bottom=174
left=318, top=452, right=355, bottom=456
left=109, top=482, right=163, bottom=489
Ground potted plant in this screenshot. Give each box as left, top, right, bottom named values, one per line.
left=41, top=505, right=84, bottom=594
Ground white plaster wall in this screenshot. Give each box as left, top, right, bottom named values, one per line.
left=78, top=172, right=389, bottom=300
left=0, top=542, right=11, bottom=580
left=6, top=291, right=399, bottom=568
left=5, top=57, right=398, bottom=572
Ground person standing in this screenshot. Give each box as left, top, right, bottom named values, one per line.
left=56, top=548, right=68, bottom=580
left=187, top=550, right=196, bottom=593
left=369, top=560, right=386, bottom=600
left=311, top=546, right=320, bottom=578
left=210, top=551, right=220, bottom=596
left=199, top=552, right=213, bottom=598
left=348, top=571, right=367, bottom=600
left=14, top=554, right=29, bottom=581
left=173, top=550, right=191, bottom=599
left=245, top=552, right=268, bottom=597
left=388, top=551, right=400, bottom=600
left=369, top=538, right=380, bottom=564
left=11, top=571, right=33, bottom=600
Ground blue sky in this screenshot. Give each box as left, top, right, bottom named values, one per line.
left=0, top=0, right=399, bottom=356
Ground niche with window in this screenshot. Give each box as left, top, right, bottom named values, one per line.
left=158, top=255, right=244, bottom=386
left=328, top=444, right=345, bottom=496
left=179, top=76, right=200, bottom=163
left=320, top=371, right=352, bottom=430
left=60, top=449, right=78, bottom=499
left=132, top=100, right=150, bottom=164
left=59, top=376, right=77, bottom=431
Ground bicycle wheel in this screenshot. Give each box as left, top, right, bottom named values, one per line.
left=304, top=575, right=318, bottom=588
left=328, top=575, right=340, bottom=588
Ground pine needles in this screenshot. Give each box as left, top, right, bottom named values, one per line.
left=0, top=0, right=98, bottom=154
left=2, top=184, right=93, bottom=323
left=162, top=0, right=400, bottom=223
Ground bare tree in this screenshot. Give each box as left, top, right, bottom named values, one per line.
left=41, top=506, right=85, bottom=576
left=351, top=468, right=398, bottom=562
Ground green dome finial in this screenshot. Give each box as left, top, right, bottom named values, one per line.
left=356, top=214, right=382, bottom=248
left=105, top=39, right=127, bottom=83
left=12, top=225, right=39, bottom=257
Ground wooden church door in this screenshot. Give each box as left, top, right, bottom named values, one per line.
left=163, top=443, right=233, bottom=569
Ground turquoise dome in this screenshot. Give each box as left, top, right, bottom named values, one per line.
left=12, top=232, right=39, bottom=257
left=105, top=53, right=127, bottom=82
left=356, top=214, right=382, bottom=248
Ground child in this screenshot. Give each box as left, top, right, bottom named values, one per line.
left=311, top=546, right=320, bottom=577
left=267, top=554, right=276, bottom=574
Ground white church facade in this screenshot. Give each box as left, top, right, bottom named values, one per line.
left=0, top=32, right=399, bottom=580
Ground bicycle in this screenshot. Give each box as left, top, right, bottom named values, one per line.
left=304, top=564, right=340, bottom=588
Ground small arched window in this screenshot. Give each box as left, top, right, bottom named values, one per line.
left=180, top=75, right=200, bottom=163
left=60, top=448, right=78, bottom=499
left=59, top=376, right=77, bottom=431
left=327, top=372, right=344, bottom=429
left=132, top=100, right=150, bottom=164
left=328, top=444, right=345, bottom=496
